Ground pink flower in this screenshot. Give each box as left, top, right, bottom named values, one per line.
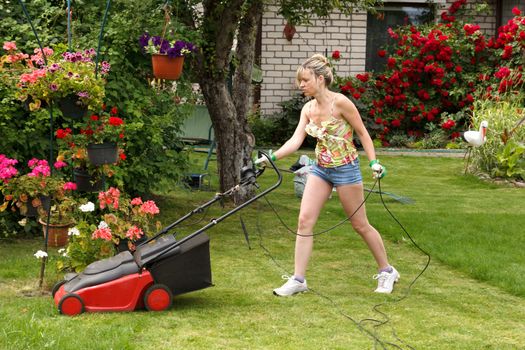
left=92, top=227, right=112, bottom=241
left=54, top=160, right=68, bottom=169
left=98, top=187, right=121, bottom=210
left=0, top=155, right=18, bottom=183
left=126, top=226, right=144, bottom=240
left=140, top=200, right=160, bottom=215
left=131, top=197, right=143, bottom=206
left=63, top=182, right=77, bottom=191
left=3, top=41, right=17, bottom=51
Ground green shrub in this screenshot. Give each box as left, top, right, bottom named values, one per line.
left=470, top=92, right=525, bottom=180
left=251, top=94, right=316, bottom=148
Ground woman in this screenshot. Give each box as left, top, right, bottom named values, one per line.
left=262, top=54, right=399, bottom=296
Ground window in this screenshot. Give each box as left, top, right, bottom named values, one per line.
left=366, top=4, right=434, bottom=72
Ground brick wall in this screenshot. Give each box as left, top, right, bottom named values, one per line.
left=259, top=0, right=498, bottom=116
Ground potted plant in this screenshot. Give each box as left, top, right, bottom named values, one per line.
left=55, top=128, right=105, bottom=191
left=38, top=185, right=78, bottom=247
left=15, top=43, right=111, bottom=116
left=57, top=105, right=126, bottom=167
left=56, top=200, right=115, bottom=272
left=0, top=157, right=71, bottom=217
left=139, top=32, right=195, bottom=80
left=92, top=187, right=161, bottom=252
left=82, top=106, right=126, bottom=166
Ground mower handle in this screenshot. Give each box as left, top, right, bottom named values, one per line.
left=140, top=151, right=282, bottom=248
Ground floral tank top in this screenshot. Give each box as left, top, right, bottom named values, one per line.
left=304, top=99, right=358, bottom=168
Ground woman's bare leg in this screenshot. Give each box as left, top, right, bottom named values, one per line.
left=335, top=183, right=389, bottom=270
left=294, top=175, right=333, bottom=278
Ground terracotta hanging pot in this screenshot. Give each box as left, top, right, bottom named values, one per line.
left=39, top=219, right=72, bottom=247
left=151, top=54, right=184, bottom=80
left=283, top=22, right=296, bottom=41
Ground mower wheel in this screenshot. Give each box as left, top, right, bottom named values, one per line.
left=51, top=279, right=67, bottom=298
left=144, top=284, right=173, bottom=312
left=58, top=293, right=84, bottom=316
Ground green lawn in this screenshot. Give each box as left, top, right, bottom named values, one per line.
left=1, top=153, right=524, bottom=349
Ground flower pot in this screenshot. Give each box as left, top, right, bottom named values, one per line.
left=39, top=219, right=71, bottom=247
left=87, top=142, right=118, bottom=165
left=58, top=95, right=87, bottom=118
left=151, top=54, right=184, bottom=80
left=73, top=168, right=104, bottom=192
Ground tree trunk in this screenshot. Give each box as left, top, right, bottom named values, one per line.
left=195, top=0, right=262, bottom=203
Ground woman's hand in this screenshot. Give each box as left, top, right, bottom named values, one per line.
left=369, top=160, right=387, bottom=179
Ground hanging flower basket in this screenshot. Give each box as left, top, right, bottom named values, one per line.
left=73, top=168, right=104, bottom=192
left=58, top=95, right=88, bottom=118
left=87, top=142, right=118, bottom=166
left=151, top=54, right=184, bottom=80
left=39, top=219, right=72, bottom=247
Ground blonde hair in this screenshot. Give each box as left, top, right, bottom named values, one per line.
left=295, top=54, right=334, bottom=87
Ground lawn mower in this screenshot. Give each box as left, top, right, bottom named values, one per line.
left=52, top=152, right=281, bottom=316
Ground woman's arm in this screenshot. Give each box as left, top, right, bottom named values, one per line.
left=338, top=94, right=377, bottom=163
left=272, top=103, right=310, bottom=160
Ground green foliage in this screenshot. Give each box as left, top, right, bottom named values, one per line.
left=470, top=92, right=525, bottom=181
left=56, top=220, right=114, bottom=272
left=493, top=139, right=525, bottom=180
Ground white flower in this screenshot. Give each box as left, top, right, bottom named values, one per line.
left=58, top=248, right=68, bottom=257
left=68, top=227, right=80, bottom=236
left=34, top=250, right=48, bottom=259
left=98, top=221, right=109, bottom=229
left=79, top=202, right=95, bottom=212
left=18, top=218, right=27, bottom=227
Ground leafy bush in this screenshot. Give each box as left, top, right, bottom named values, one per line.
left=335, top=0, right=496, bottom=146
left=470, top=91, right=525, bottom=181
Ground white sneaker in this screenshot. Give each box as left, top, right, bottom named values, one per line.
left=273, top=275, right=308, bottom=296
left=373, top=267, right=400, bottom=294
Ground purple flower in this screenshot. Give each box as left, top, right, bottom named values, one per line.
left=77, top=91, right=89, bottom=98
left=139, top=33, right=151, bottom=50
left=49, top=83, right=58, bottom=91
left=49, top=63, right=60, bottom=73
left=100, top=61, right=111, bottom=75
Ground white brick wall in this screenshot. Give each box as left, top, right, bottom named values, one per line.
left=259, top=0, right=498, bottom=116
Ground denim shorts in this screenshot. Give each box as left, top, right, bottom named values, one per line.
left=310, top=159, right=362, bottom=187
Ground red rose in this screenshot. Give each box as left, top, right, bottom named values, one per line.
left=378, top=50, right=386, bottom=57
left=331, top=50, right=341, bottom=60
left=512, top=7, right=521, bottom=16
left=109, top=116, right=124, bottom=126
